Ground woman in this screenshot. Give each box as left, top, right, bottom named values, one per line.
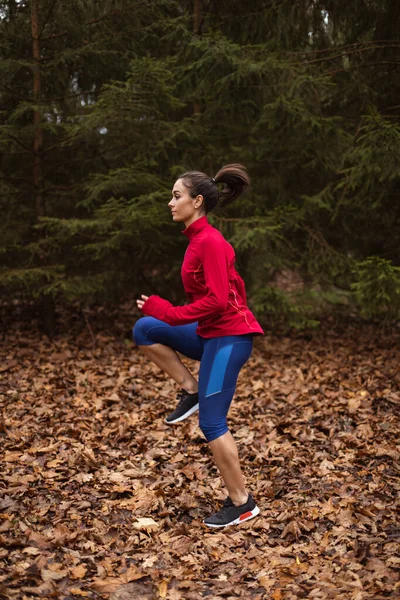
left=133, top=164, right=264, bottom=528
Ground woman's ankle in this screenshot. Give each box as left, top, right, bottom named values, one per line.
left=183, top=384, right=198, bottom=394
left=181, top=379, right=198, bottom=394
left=230, top=491, right=249, bottom=507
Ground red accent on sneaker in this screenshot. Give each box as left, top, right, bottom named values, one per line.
left=239, top=511, right=253, bottom=521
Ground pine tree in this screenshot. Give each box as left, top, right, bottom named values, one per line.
left=0, top=0, right=162, bottom=330
left=1, top=0, right=399, bottom=328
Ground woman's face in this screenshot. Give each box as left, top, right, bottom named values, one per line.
left=168, top=178, right=204, bottom=228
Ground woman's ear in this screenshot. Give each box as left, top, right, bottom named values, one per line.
left=194, top=195, right=204, bottom=209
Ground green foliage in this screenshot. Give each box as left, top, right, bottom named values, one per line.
left=351, top=258, right=400, bottom=321
left=251, top=286, right=321, bottom=330
left=1, top=0, right=399, bottom=329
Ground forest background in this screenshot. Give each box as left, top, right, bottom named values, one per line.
left=1, top=0, right=400, bottom=332
left=1, top=3, right=400, bottom=600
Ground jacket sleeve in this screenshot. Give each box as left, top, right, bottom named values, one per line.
left=142, top=235, right=229, bottom=325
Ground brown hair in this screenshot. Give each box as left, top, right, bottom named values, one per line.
left=178, top=163, right=250, bottom=214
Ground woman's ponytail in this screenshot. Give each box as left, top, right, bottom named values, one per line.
left=213, top=164, right=250, bottom=208
left=178, top=163, right=250, bottom=214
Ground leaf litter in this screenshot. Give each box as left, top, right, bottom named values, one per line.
left=0, top=304, right=399, bottom=599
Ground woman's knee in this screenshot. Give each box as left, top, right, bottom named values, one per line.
left=132, top=316, right=158, bottom=346
left=199, top=415, right=229, bottom=443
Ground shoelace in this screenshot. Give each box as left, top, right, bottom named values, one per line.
left=176, top=388, right=197, bottom=401
left=175, top=390, right=185, bottom=404
left=175, top=390, right=191, bottom=410
left=212, top=497, right=235, bottom=521
left=222, top=497, right=234, bottom=509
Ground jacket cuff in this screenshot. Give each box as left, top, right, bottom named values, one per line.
left=142, top=295, right=173, bottom=322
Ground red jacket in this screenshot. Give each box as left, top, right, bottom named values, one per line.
left=142, top=216, right=264, bottom=338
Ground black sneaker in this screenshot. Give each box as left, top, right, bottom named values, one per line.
left=204, top=494, right=260, bottom=528
left=165, top=389, right=199, bottom=424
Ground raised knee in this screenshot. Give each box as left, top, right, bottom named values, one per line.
left=132, top=316, right=154, bottom=346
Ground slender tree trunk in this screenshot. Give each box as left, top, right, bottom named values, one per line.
left=31, top=0, right=44, bottom=218
left=193, top=0, right=201, bottom=115
left=31, top=0, right=56, bottom=336
left=193, top=0, right=201, bottom=35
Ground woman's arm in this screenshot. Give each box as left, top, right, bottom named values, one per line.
left=140, top=237, right=229, bottom=325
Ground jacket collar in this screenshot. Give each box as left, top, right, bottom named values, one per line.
left=182, top=215, right=208, bottom=240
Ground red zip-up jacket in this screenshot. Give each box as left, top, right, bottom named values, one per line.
left=142, top=216, right=264, bottom=338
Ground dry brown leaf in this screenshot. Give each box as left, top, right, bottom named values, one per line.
left=258, top=575, right=275, bottom=590
left=91, top=577, right=122, bottom=594
left=41, top=568, right=69, bottom=582
left=281, top=520, right=301, bottom=539
left=71, top=564, right=87, bottom=579
left=348, top=397, right=361, bottom=413
left=133, top=517, right=159, bottom=532
left=2, top=310, right=399, bottom=600
left=252, top=380, right=264, bottom=391
left=158, top=579, right=168, bottom=598
left=68, top=589, right=90, bottom=597
left=22, top=547, right=41, bottom=555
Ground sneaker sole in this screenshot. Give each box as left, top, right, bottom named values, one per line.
left=165, top=403, right=199, bottom=424
left=203, top=505, right=260, bottom=528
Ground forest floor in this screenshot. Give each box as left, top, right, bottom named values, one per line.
left=0, top=303, right=399, bottom=600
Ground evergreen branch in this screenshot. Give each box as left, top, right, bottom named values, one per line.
left=39, top=3, right=152, bottom=42
left=37, top=90, right=96, bottom=104
left=5, top=133, right=33, bottom=154
left=303, top=226, right=345, bottom=259
left=0, top=176, right=35, bottom=187
left=212, top=216, right=252, bottom=223
left=0, top=43, right=27, bottom=60
left=40, top=9, right=123, bottom=41
left=327, top=60, right=400, bottom=76
left=43, top=184, right=80, bottom=191
left=1, top=150, right=32, bottom=157
left=43, top=154, right=102, bottom=180
left=42, top=133, right=81, bottom=155
left=0, top=84, right=29, bottom=102
left=291, top=45, right=400, bottom=67
left=281, top=39, right=400, bottom=56
left=38, top=0, right=58, bottom=39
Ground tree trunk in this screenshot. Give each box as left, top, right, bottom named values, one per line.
left=31, top=0, right=56, bottom=336
left=31, top=0, right=44, bottom=218
left=193, top=0, right=201, bottom=116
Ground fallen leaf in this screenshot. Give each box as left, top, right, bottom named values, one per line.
left=158, top=579, right=168, bottom=597
left=133, top=517, right=159, bottom=532
left=41, top=568, right=69, bottom=582
left=68, top=588, right=90, bottom=597
left=71, top=564, right=87, bottom=579
left=281, top=520, right=301, bottom=539
left=22, top=547, right=41, bottom=555
left=348, top=397, right=361, bottom=413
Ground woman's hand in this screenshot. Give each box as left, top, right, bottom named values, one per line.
left=136, top=294, right=149, bottom=311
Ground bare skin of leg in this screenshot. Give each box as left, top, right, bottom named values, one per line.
left=139, top=344, right=247, bottom=506
left=138, top=343, right=198, bottom=394
left=209, top=431, right=248, bottom=506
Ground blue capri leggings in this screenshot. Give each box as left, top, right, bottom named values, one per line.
left=132, top=317, right=253, bottom=442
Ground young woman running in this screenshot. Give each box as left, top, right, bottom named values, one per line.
left=133, top=164, right=264, bottom=528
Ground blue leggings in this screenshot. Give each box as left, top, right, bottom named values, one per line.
left=132, top=317, right=253, bottom=442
